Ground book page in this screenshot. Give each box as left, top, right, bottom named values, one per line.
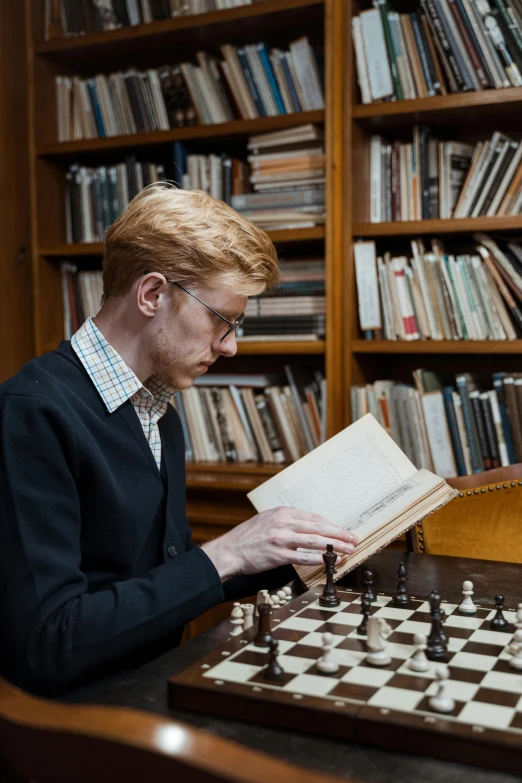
left=248, top=413, right=418, bottom=529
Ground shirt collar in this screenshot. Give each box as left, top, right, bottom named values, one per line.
left=71, top=317, right=175, bottom=414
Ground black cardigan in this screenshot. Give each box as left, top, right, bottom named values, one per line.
left=0, top=343, right=292, bottom=697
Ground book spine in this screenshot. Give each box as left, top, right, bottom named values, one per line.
left=447, top=0, right=492, bottom=86
left=488, top=387, right=511, bottom=465
left=492, top=0, right=522, bottom=56
left=470, top=391, right=492, bottom=469
left=375, top=0, right=404, bottom=99
left=236, top=48, right=266, bottom=117
left=455, top=375, right=483, bottom=472
left=257, top=44, right=286, bottom=114
left=479, top=392, right=501, bottom=468
left=442, top=386, right=467, bottom=475
left=423, top=0, right=469, bottom=90
left=410, top=11, right=437, bottom=95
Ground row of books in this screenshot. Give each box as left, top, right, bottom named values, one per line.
left=354, top=235, right=522, bottom=341
left=350, top=370, right=522, bottom=478
left=45, top=0, right=259, bottom=39
left=370, top=128, right=522, bottom=223
left=65, top=159, right=168, bottom=244
left=61, top=257, right=326, bottom=341
left=244, top=257, right=325, bottom=340
left=174, top=367, right=326, bottom=463
left=353, top=0, right=522, bottom=106
left=55, top=37, right=323, bottom=140
left=61, top=263, right=103, bottom=339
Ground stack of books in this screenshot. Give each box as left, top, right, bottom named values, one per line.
left=239, top=257, right=325, bottom=341
left=369, top=128, right=522, bottom=223
left=229, top=125, right=325, bottom=230
left=350, top=369, right=522, bottom=478
left=61, top=264, right=103, bottom=339
left=55, top=37, right=324, bottom=140
left=352, top=0, right=522, bottom=105
left=45, top=0, right=261, bottom=39
left=354, top=235, right=522, bottom=341
left=175, top=367, right=326, bottom=463
left=65, top=158, right=165, bottom=243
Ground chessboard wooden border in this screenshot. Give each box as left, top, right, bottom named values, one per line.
left=168, top=588, right=522, bottom=775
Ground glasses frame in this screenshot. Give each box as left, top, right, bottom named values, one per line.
left=166, top=279, right=244, bottom=343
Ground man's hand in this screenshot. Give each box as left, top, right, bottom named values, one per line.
left=200, top=506, right=358, bottom=582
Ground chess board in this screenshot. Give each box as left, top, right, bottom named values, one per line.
left=168, top=588, right=522, bottom=774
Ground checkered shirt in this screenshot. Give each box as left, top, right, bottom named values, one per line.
left=71, top=317, right=175, bottom=469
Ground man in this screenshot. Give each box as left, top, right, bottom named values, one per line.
left=0, top=184, right=357, bottom=698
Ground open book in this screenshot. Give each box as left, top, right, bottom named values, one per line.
left=247, top=413, right=457, bottom=588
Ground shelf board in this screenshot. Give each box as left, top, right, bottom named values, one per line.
left=352, top=340, right=522, bottom=354
left=35, top=0, right=323, bottom=57
left=353, top=216, right=522, bottom=237
left=37, top=111, right=325, bottom=157
left=186, top=460, right=284, bottom=491
left=39, top=227, right=324, bottom=257
left=236, top=339, right=325, bottom=354
left=352, top=88, right=522, bottom=127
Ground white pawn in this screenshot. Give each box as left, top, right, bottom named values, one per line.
left=507, top=604, right=522, bottom=654
left=230, top=602, right=244, bottom=636
left=317, top=632, right=339, bottom=674
left=458, top=581, right=477, bottom=616
left=242, top=603, right=255, bottom=630
left=366, top=616, right=392, bottom=667
left=509, top=629, right=522, bottom=670
left=429, top=665, right=455, bottom=714
left=270, top=594, right=281, bottom=609
left=407, top=632, right=430, bottom=673
left=283, top=586, right=292, bottom=599
left=276, top=589, right=288, bottom=605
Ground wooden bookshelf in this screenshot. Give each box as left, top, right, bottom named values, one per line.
left=352, top=341, right=522, bottom=355
left=353, top=216, right=522, bottom=237
left=24, top=0, right=346, bottom=560
left=37, top=111, right=325, bottom=157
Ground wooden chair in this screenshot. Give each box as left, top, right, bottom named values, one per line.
left=412, top=464, right=522, bottom=563
left=0, top=678, right=350, bottom=783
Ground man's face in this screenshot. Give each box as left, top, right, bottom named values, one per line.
left=146, top=282, right=248, bottom=390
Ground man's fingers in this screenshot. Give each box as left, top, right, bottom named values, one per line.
left=282, top=513, right=358, bottom=546
left=285, top=549, right=330, bottom=567
left=293, top=534, right=355, bottom=555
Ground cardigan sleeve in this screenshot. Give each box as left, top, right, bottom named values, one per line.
left=0, top=394, right=224, bottom=696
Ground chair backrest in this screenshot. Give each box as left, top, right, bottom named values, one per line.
left=0, top=678, right=350, bottom=783
left=413, top=464, right=522, bottom=562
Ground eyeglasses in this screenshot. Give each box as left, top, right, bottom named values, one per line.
left=166, top=280, right=244, bottom=343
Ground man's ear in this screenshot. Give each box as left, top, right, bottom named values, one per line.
left=136, top=274, right=167, bottom=317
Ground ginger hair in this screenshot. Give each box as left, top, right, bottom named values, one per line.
left=101, top=183, right=280, bottom=304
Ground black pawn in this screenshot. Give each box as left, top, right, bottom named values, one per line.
left=254, top=603, right=273, bottom=647
left=490, top=594, right=510, bottom=632
left=363, top=568, right=376, bottom=603
left=262, top=638, right=284, bottom=681
left=426, top=590, right=449, bottom=662
left=319, top=544, right=340, bottom=607
left=357, top=595, right=372, bottom=636
left=392, top=562, right=410, bottom=606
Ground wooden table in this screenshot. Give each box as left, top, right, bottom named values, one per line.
left=93, top=550, right=522, bottom=783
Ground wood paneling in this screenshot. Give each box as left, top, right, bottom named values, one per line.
left=0, top=2, right=33, bottom=381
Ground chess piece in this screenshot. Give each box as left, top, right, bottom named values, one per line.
left=366, top=616, right=392, bottom=667
left=392, top=562, right=410, bottom=606
left=229, top=603, right=244, bottom=636
left=363, top=568, right=376, bottom=603
left=276, top=589, right=288, bottom=605
left=317, top=632, right=340, bottom=675
left=283, top=586, right=292, bottom=599
left=242, top=603, right=255, bottom=630
left=490, top=594, right=510, bottom=631
left=508, top=604, right=522, bottom=654
left=458, top=580, right=477, bottom=616
left=255, top=589, right=271, bottom=617
left=429, top=665, right=455, bottom=714
left=509, top=630, right=522, bottom=670
left=356, top=594, right=372, bottom=636
left=270, top=594, right=281, bottom=609
left=254, top=604, right=273, bottom=647
left=426, top=590, right=449, bottom=662
left=319, top=544, right=340, bottom=607
left=262, top=638, right=284, bottom=681
left=407, top=632, right=430, bottom=672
